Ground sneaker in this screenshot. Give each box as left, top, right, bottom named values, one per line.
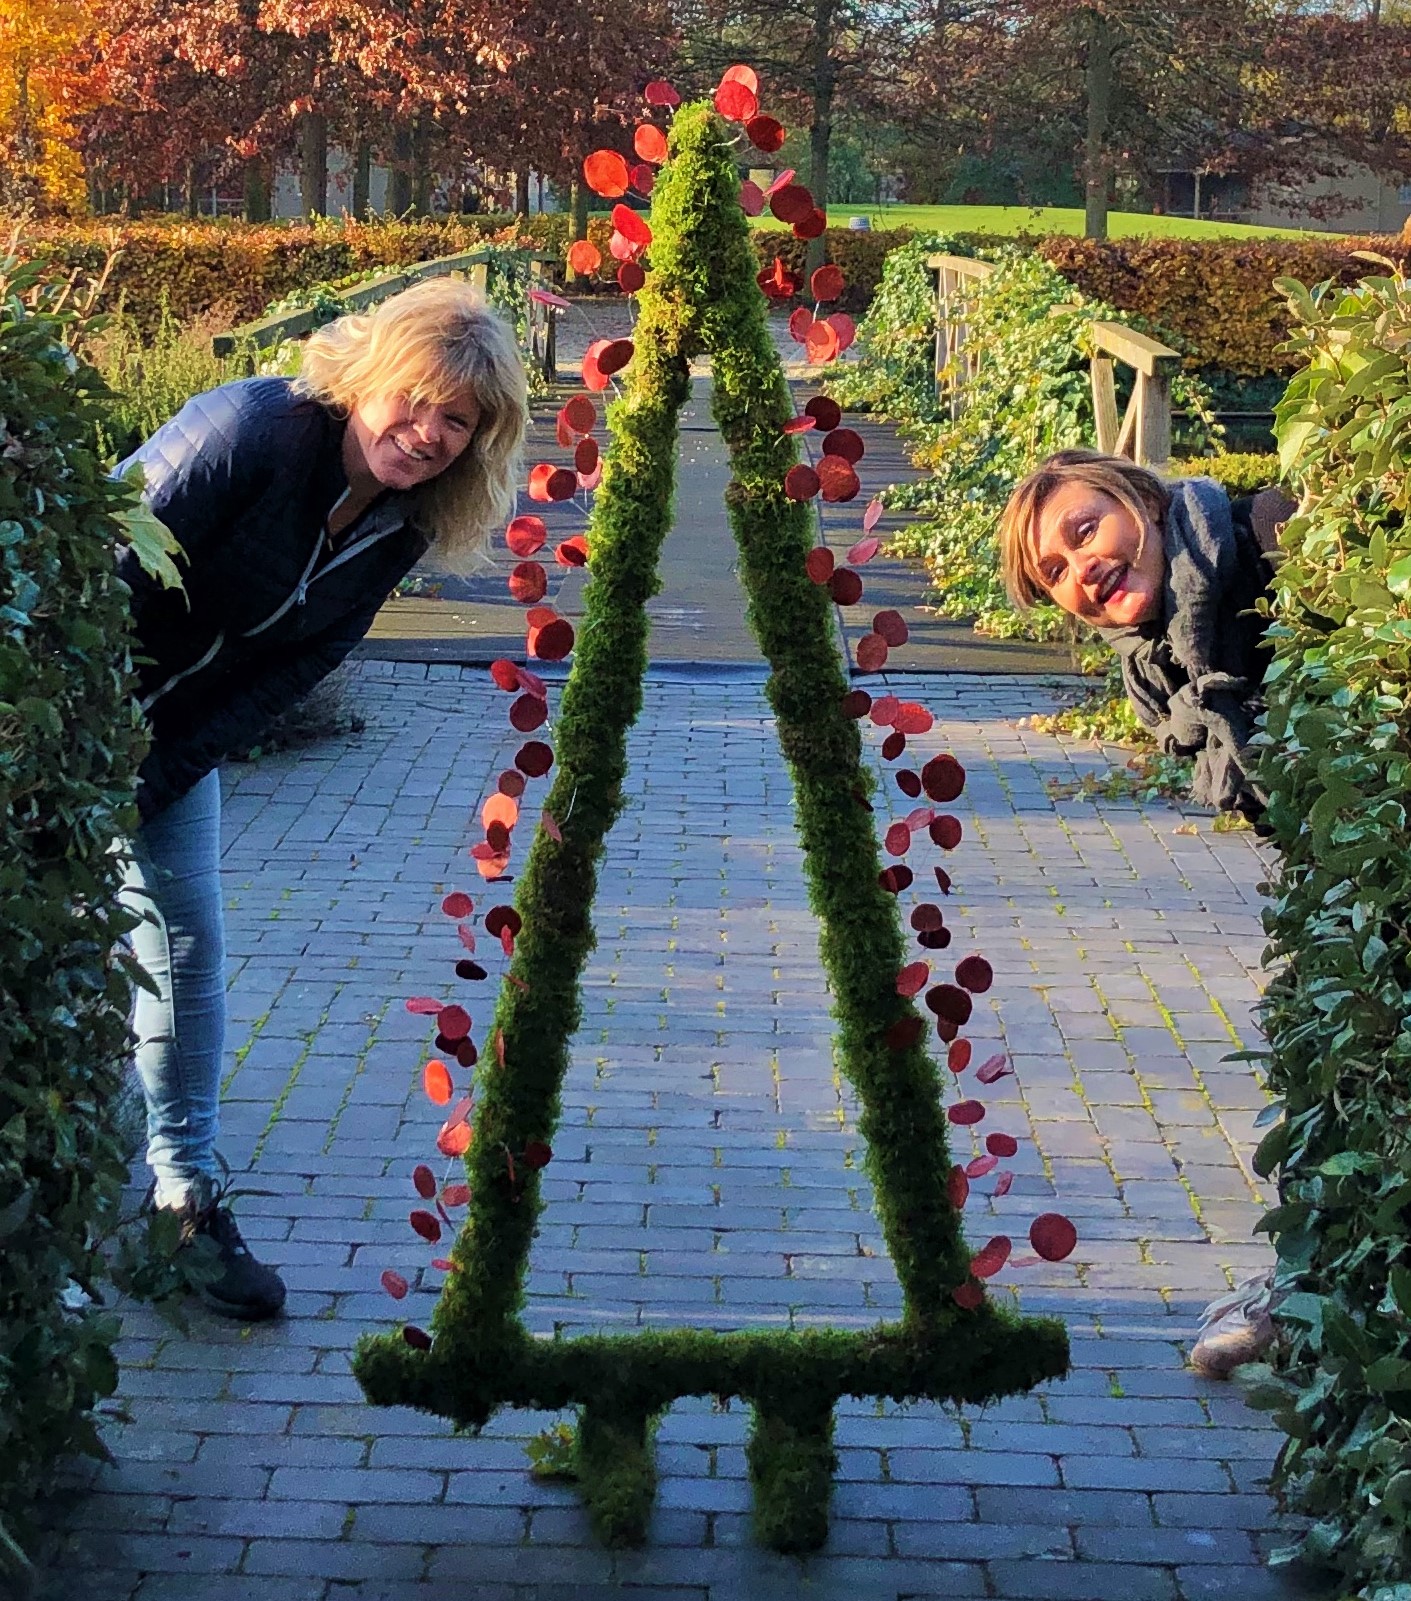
left=1191, top=1269, right=1275, bottom=1378
left=182, top=1198, right=287, bottom=1322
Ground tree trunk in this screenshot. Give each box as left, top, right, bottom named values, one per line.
left=184, top=161, right=200, bottom=217
left=514, top=169, right=531, bottom=216
left=300, top=111, right=328, bottom=217
left=244, top=158, right=271, bottom=222
left=412, top=120, right=433, bottom=216
left=390, top=125, right=414, bottom=214
left=1083, top=6, right=1115, bottom=241
left=11, top=56, right=41, bottom=207
left=352, top=139, right=371, bottom=217
left=806, top=0, right=839, bottom=277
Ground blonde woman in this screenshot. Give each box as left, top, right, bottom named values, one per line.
left=999, top=449, right=1294, bottom=1377
left=115, top=278, right=528, bottom=1320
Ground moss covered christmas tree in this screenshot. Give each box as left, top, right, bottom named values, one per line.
left=354, top=83, right=1070, bottom=1552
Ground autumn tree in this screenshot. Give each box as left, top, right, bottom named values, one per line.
left=0, top=0, right=105, bottom=212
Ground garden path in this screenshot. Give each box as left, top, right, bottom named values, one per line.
left=29, top=301, right=1322, bottom=1600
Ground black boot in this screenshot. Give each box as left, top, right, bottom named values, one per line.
left=182, top=1197, right=287, bottom=1322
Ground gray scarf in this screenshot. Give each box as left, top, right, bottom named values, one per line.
left=1099, top=476, right=1272, bottom=818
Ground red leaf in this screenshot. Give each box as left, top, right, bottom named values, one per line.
left=811, top=264, right=845, bottom=301
left=848, top=535, right=880, bottom=565
left=994, top=1171, right=1014, bottom=1197
left=402, top=1324, right=432, bottom=1351
left=482, top=792, right=519, bottom=831
left=805, top=396, right=842, bottom=430
left=885, top=1015, right=923, bottom=1049
left=921, top=755, right=965, bottom=803
left=455, top=1037, right=478, bottom=1068
left=423, top=1058, right=453, bottom=1104
left=746, top=114, right=786, bottom=152
left=515, top=665, right=547, bottom=700
left=523, top=1140, right=553, bottom=1171
left=952, top=1279, right=983, bottom=1310
left=442, top=1183, right=471, bottom=1207
left=597, top=339, right=635, bottom=377
left=903, top=806, right=935, bottom=831
left=541, top=809, right=563, bottom=843
left=892, top=703, right=933, bottom=736
left=956, top=955, right=994, bottom=994
left=806, top=321, right=841, bottom=366
left=528, top=465, right=576, bottom=504
left=567, top=240, right=601, bottom=276
left=926, top=984, right=973, bottom=1025
left=556, top=535, right=590, bottom=568
left=1030, top=1213, right=1078, bottom=1262
left=788, top=306, right=815, bottom=344
left=766, top=168, right=796, bottom=194
left=721, top=63, right=759, bottom=92
left=516, top=741, right=554, bottom=778
left=508, top=561, right=547, bottom=604
left=841, top=689, right=872, bottom=719
left=878, top=865, right=913, bottom=893
left=582, top=340, right=612, bottom=392
left=489, top=659, right=518, bottom=692
left=863, top=497, right=884, bottom=532
left=563, top=395, right=596, bottom=434
left=381, top=1269, right=409, bottom=1300
left=947, top=1099, right=985, bottom=1126
left=610, top=204, right=651, bottom=250
left=584, top=149, right=630, bottom=197
left=873, top=609, right=908, bottom=647
left=617, top=261, right=646, bottom=295
left=794, top=208, right=828, bottom=241
left=430, top=1257, right=456, bottom=1272
left=410, top=1209, right=442, bottom=1244
left=405, top=996, right=441, bottom=1015
left=483, top=906, right=521, bottom=940
left=573, top=437, right=599, bottom=477
left=413, top=1164, right=436, bottom=1199
left=855, top=633, right=889, bottom=672
left=896, top=770, right=921, bottom=798
left=929, top=815, right=963, bottom=850
left=784, top=464, right=820, bottom=501
left=829, top=568, right=862, bottom=605
left=436, top=1005, right=471, bottom=1043
left=827, top=313, right=857, bottom=352
left=884, top=822, right=911, bottom=857
left=456, top=921, right=476, bottom=951
left=822, top=428, right=864, bottom=465
left=769, top=183, right=814, bottom=225
left=510, top=694, right=546, bottom=732
left=817, top=455, right=859, bottom=503
left=947, top=1037, right=971, bottom=1074
left=498, top=770, right=526, bottom=799
left=970, top=1235, right=1011, bottom=1278
left=633, top=123, right=668, bottom=165
left=870, top=694, right=900, bottom=725
left=896, top=961, right=929, bottom=996
left=805, top=546, right=835, bottom=584
left=976, top=1053, right=1012, bottom=1085
left=531, top=619, right=574, bottom=662
left=947, top=1165, right=970, bottom=1208
left=472, top=849, right=510, bottom=881
left=739, top=180, right=765, bottom=217
left=644, top=78, right=680, bottom=107
left=881, top=730, right=905, bottom=762
left=506, top=514, right=547, bottom=557
left=441, top=891, right=473, bottom=918
left=911, top=902, right=944, bottom=933
left=966, top=1153, right=999, bottom=1178
left=436, top=1119, right=472, bottom=1159
left=987, top=1132, right=1019, bottom=1158
left=715, top=79, right=759, bottom=121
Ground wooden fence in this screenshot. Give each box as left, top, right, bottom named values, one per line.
left=925, top=252, right=1180, bottom=468
left=213, top=246, right=563, bottom=380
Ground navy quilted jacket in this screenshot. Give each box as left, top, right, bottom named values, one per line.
left=116, top=377, right=428, bottom=820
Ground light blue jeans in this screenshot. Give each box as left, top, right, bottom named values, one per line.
left=120, top=769, right=226, bottom=1208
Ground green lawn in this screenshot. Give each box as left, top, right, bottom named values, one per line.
left=751, top=202, right=1343, bottom=241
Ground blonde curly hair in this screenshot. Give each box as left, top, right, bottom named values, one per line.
left=295, top=276, right=528, bottom=572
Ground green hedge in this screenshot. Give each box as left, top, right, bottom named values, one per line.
left=1244, top=267, right=1411, bottom=1597
left=0, top=255, right=150, bottom=1567
left=353, top=99, right=1067, bottom=1553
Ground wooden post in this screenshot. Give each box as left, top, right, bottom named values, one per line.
left=1134, top=371, right=1172, bottom=469
left=1091, top=356, right=1119, bottom=454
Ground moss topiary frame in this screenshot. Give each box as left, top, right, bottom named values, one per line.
left=353, top=100, right=1068, bottom=1553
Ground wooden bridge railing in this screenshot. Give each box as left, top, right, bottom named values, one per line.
left=213, top=246, right=562, bottom=381
left=925, top=253, right=1181, bottom=468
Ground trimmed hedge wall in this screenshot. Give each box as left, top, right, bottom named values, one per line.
left=20, top=213, right=1399, bottom=374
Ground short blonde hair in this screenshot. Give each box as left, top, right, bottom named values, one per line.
left=999, top=449, right=1171, bottom=609
left=295, top=276, right=528, bottom=571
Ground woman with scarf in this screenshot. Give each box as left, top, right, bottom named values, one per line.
left=998, top=448, right=1294, bottom=1376
left=118, top=276, right=528, bottom=1322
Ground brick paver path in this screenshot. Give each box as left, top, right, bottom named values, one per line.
left=37, top=659, right=1312, bottom=1601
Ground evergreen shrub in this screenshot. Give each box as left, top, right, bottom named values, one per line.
left=1244, top=264, right=1411, bottom=1598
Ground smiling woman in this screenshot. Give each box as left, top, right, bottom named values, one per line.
left=999, top=448, right=1293, bottom=822
left=111, top=275, right=528, bottom=1324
